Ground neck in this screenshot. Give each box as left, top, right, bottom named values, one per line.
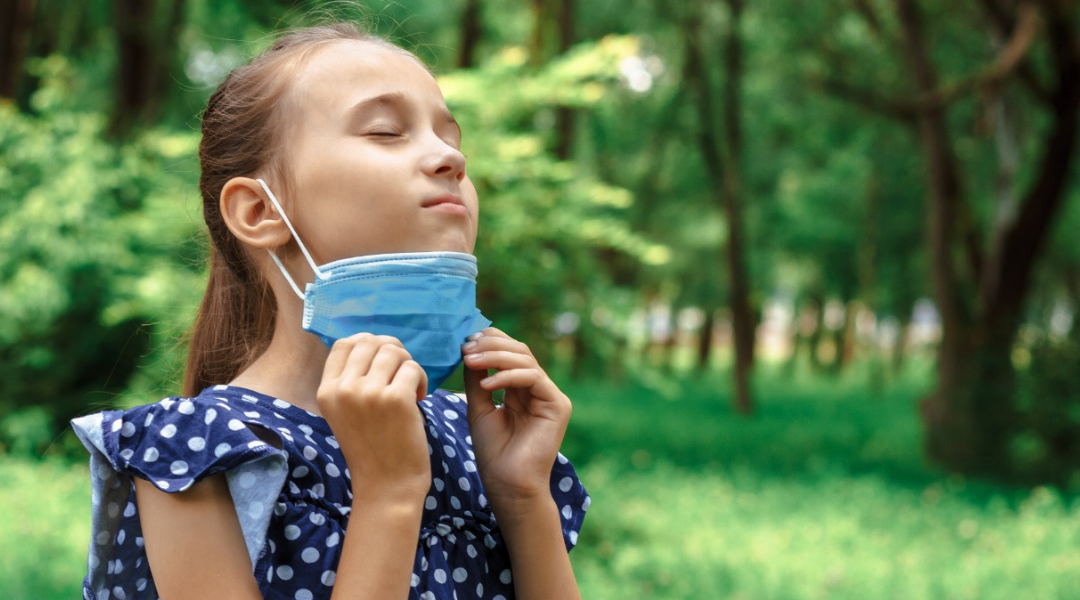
left=228, top=292, right=329, bottom=415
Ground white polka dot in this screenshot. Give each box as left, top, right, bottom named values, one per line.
left=411, top=573, right=420, bottom=587
left=112, top=419, right=123, bottom=432
left=276, top=565, right=293, bottom=580
left=117, top=529, right=126, bottom=545
left=309, top=512, right=325, bottom=526
left=467, top=544, right=477, bottom=558
left=326, top=532, right=340, bottom=547
left=450, top=496, right=461, bottom=510
left=293, top=466, right=309, bottom=478
left=301, top=547, right=320, bottom=563
left=204, top=408, right=217, bottom=424
left=444, top=445, right=457, bottom=458
left=321, top=570, right=336, bottom=586
left=214, top=443, right=231, bottom=457
left=559, top=476, right=573, bottom=493
left=170, top=461, right=188, bottom=476
left=123, top=503, right=136, bottom=518
left=156, top=480, right=170, bottom=490
left=557, top=453, right=569, bottom=464
left=273, top=399, right=291, bottom=410
left=326, top=436, right=339, bottom=448
left=453, top=567, right=468, bottom=582
left=113, top=586, right=126, bottom=600
left=325, top=463, right=340, bottom=477
left=295, top=589, right=312, bottom=600
left=499, top=569, right=512, bottom=584
left=562, top=505, right=573, bottom=519
left=284, top=525, right=301, bottom=540
left=188, top=437, right=206, bottom=451
left=108, top=502, right=120, bottom=518
left=266, top=566, right=273, bottom=582
left=425, top=496, right=437, bottom=510
left=160, top=398, right=175, bottom=410
left=583, top=496, right=592, bottom=510
left=303, top=446, right=318, bottom=460
left=238, top=471, right=256, bottom=488
left=248, top=502, right=264, bottom=519
left=443, top=409, right=459, bottom=420
left=135, top=579, right=147, bottom=591
left=159, top=424, right=177, bottom=438
left=464, top=460, right=477, bottom=472
left=178, top=401, right=195, bottom=415
left=433, top=477, right=444, bottom=491
left=244, top=411, right=260, bottom=418
left=311, top=483, right=325, bottom=497
left=144, top=413, right=154, bottom=427
left=477, top=582, right=484, bottom=597
left=458, top=477, right=471, bottom=491
left=119, top=448, right=134, bottom=461
left=434, top=569, right=447, bottom=584
left=228, top=419, right=245, bottom=431
left=120, top=422, right=136, bottom=437
left=569, top=530, right=579, bottom=545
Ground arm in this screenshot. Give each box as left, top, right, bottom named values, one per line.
left=462, top=328, right=583, bottom=600
left=134, top=475, right=264, bottom=600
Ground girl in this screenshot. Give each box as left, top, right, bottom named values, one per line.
left=71, top=23, right=589, bottom=600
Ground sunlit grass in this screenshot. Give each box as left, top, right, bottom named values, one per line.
left=0, top=458, right=89, bottom=600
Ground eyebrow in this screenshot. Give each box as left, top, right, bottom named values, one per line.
left=346, top=91, right=461, bottom=139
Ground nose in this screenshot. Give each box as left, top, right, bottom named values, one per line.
left=421, top=135, right=467, bottom=181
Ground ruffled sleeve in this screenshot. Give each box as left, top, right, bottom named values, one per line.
left=71, top=395, right=289, bottom=599
left=549, top=451, right=591, bottom=551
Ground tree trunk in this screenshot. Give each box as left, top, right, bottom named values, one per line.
left=110, top=0, right=185, bottom=137
left=903, top=0, right=1080, bottom=476
left=0, top=0, right=35, bottom=100
left=553, top=0, right=575, bottom=159
left=458, top=0, right=482, bottom=68
left=697, top=308, right=715, bottom=372
left=685, top=0, right=755, bottom=414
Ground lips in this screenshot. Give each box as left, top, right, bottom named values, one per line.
left=421, top=194, right=465, bottom=208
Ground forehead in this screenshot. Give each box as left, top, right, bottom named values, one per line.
left=289, top=40, right=444, bottom=116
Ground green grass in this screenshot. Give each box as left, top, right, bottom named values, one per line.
left=559, top=365, right=1080, bottom=600
left=4, top=363, right=1080, bottom=600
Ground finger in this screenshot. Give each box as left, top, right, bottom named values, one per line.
left=462, top=335, right=532, bottom=357
left=463, top=350, right=536, bottom=372
left=366, top=344, right=412, bottom=387
left=477, top=368, right=559, bottom=397
left=387, top=359, right=428, bottom=402
left=322, top=337, right=359, bottom=381
left=339, top=337, right=382, bottom=382
left=463, top=365, right=497, bottom=426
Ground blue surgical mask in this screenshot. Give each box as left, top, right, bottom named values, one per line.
left=256, top=179, right=490, bottom=394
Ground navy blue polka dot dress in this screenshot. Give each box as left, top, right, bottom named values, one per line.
left=71, top=385, right=590, bottom=600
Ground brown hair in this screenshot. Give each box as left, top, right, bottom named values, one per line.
left=184, top=23, right=416, bottom=396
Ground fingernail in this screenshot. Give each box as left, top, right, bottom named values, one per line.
left=467, top=332, right=484, bottom=341
left=464, top=353, right=483, bottom=361
left=480, top=376, right=495, bottom=386
left=462, top=341, right=478, bottom=352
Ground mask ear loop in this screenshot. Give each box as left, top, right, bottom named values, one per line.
left=255, top=178, right=324, bottom=300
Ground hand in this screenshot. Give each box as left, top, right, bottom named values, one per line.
left=317, top=333, right=431, bottom=503
left=461, top=327, right=572, bottom=519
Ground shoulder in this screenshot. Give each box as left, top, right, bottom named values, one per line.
left=72, top=388, right=285, bottom=493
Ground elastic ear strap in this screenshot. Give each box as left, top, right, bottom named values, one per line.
left=268, top=250, right=305, bottom=300
left=255, top=178, right=324, bottom=279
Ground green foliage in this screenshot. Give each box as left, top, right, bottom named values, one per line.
left=0, top=57, right=204, bottom=440
left=440, top=37, right=669, bottom=350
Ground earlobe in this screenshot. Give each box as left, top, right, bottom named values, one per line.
left=220, top=177, right=292, bottom=251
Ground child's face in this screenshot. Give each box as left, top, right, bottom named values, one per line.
left=280, top=40, right=478, bottom=262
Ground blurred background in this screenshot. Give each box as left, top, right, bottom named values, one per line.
left=2, top=0, right=1080, bottom=598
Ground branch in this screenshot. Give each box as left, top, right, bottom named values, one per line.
left=978, top=0, right=1053, bottom=103
left=819, top=3, right=1040, bottom=117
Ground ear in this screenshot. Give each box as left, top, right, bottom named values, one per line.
left=220, top=177, right=293, bottom=251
